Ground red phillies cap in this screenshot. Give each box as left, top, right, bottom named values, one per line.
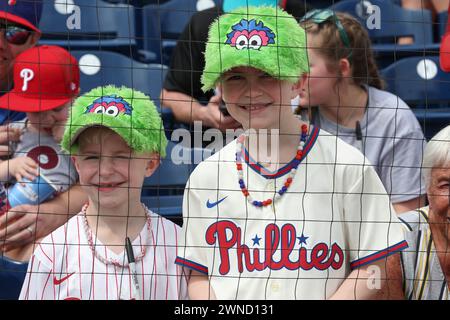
left=0, top=45, right=79, bottom=112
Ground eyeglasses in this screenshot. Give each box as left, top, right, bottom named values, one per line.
left=300, top=9, right=352, bottom=60
left=0, top=23, right=32, bottom=46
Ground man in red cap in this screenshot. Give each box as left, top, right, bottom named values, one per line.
left=0, top=0, right=42, bottom=161
left=0, top=45, right=84, bottom=268
left=0, top=0, right=42, bottom=125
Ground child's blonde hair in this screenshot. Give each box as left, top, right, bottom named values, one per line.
left=77, top=127, right=120, bottom=153
left=302, top=12, right=384, bottom=90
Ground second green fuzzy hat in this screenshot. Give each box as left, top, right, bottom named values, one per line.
left=201, top=6, right=309, bottom=92
left=61, top=85, right=168, bottom=157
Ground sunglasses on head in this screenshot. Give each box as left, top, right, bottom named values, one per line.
left=300, top=9, right=352, bottom=60
left=0, top=23, right=32, bottom=46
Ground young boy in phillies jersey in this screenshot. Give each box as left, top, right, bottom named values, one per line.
left=175, top=6, right=408, bottom=299
left=20, top=85, right=188, bottom=300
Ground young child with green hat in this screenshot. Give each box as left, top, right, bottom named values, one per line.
left=176, top=6, right=407, bottom=299
left=20, top=85, right=187, bottom=300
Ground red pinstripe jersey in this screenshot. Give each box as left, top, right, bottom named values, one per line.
left=19, top=209, right=188, bottom=300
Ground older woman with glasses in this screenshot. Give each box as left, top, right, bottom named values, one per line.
left=298, top=10, right=427, bottom=214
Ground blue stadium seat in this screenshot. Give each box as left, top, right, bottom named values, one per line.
left=142, top=141, right=209, bottom=195
left=381, top=56, right=450, bottom=139
left=142, top=141, right=212, bottom=218
left=38, top=0, right=137, bottom=54
left=329, top=0, right=436, bottom=66
left=0, top=256, right=28, bottom=300
left=437, top=10, right=448, bottom=41
left=70, top=50, right=166, bottom=105
left=142, top=194, right=183, bottom=216
left=381, top=56, right=450, bottom=105
left=412, top=108, right=450, bottom=140
left=139, top=0, right=218, bottom=64
left=330, top=0, right=434, bottom=46
left=70, top=50, right=174, bottom=131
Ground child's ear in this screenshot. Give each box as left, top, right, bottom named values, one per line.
left=71, top=156, right=81, bottom=174
left=144, top=153, right=161, bottom=178
left=339, top=58, right=351, bottom=77
left=292, top=74, right=308, bottom=99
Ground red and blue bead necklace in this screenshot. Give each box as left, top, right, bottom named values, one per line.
left=236, top=124, right=309, bottom=207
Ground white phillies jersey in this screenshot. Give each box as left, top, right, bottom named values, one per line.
left=176, top=127, right=407, bottom=300
left=20, top=208, right=188, bottom=300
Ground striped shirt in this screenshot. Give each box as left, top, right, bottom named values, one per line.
left=19, top=207, right=188, bottom=300
left=399, top=207, right=449, bottom=300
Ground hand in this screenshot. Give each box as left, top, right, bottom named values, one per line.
left=9, top=156, right=39, bottom=184
left=195, top=94, right=241, bottom=131
left=0, top=203, right=67, bottom=252
left=0, top=125, right=21, bottom=157
left=52, top=120, right=66, bottom=143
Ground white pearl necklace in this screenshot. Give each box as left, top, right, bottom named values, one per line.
left=81, top=204, right=152, bottom=268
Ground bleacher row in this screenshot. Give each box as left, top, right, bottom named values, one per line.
left=35, top=0, right=450, bottom=219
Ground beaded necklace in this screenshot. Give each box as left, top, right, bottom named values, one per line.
left=81, top=204, right=152, bottom=268
left=236, top=124, right=309, bottom=207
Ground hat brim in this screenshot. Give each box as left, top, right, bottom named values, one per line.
left=0, top=11, right=41, bottom=34
left=0, top=92, right=71, bottom=112
left=64, top=113, right=148, bottom=154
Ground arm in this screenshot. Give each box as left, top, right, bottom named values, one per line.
left=161, top=88, right=240, bottom=131
left=188, top=270, right=217, bottom=300
left=0, top=184, right=87, bottom=252
left=330, top=259, right=388, bottom=300
left=393, top=195, right=427, bottom=214
left=373, top=253, right=405, bottom=300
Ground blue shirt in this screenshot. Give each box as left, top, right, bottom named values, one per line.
left=0, top=109, right=25, bottom=125
left=0, top=91, right=25, bottom=125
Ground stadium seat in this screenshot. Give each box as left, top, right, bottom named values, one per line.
left=39, top=0, right=137, bottom=55
left=70, top=50, right=166, bottom=104
left=139, top=0, right=218, bottom=64
left=141, top=141, right=212, bottom=218
left=411, top=108, right=450, bottom=140
left=437, top=10, right=448, bottom=41
left=381, top=56, right=450, bottom=106
left=381, top=55, right=450, bottom=139
left=329, top=0, right=436, bottom=67
left=70, top=50, right=174, bottom=132
left=0, top=256, right=28, bottom=300
left=142, top=141, right=209, bottom=195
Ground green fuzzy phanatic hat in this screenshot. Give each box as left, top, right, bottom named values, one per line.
left=201, top=6, right=309, bottom=91
left=61, top=85, right=168, bottom=157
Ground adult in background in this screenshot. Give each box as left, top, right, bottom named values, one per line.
left=400, top=0, right=449, bottom=45
left=0, top=0, right=42, bottom=125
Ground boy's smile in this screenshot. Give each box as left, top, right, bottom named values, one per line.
left=95, top=181, right=127, bottom=193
